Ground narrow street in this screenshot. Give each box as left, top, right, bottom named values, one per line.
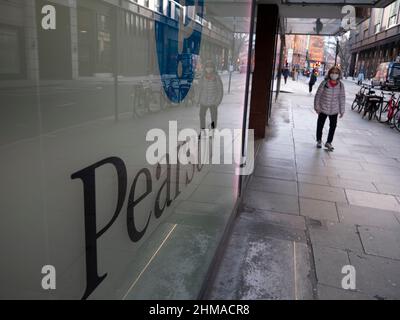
left=209, top=77, right=400, bottom=300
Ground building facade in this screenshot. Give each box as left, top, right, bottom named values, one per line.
left=284, top=34, right=308, bottom=69
left=349, top=0, right=400, bottom=78
left=283, top=34, right=326, bottom=72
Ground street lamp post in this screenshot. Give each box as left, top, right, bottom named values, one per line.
left=228, top=19, right=236, bottom=94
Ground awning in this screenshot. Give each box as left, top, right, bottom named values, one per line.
left=206, top=0, right=395, bottom=35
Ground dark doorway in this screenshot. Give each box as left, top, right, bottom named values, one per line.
left=77, top=7, right=96, bottom=76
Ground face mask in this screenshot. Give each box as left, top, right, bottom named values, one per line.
left=330, top=74, right=339, bottom=80
left=206, top=68, right=213, bottom=73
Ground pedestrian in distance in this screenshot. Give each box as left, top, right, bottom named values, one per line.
left=198, top=60, right=224, bottom=138
left=308, top=68, right=318, bottom=95
left=314, top=66, right=346, bottom=151
left=292, top=68, right=298, bottom=81
left=357, top=69, right=364, bottom=85
left=283, top=65, right=290, bottom=84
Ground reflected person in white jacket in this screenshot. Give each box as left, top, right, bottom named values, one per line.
left=198, top=60, right=224, bottom=135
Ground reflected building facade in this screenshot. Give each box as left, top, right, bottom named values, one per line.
left=0, top=0, right=232, bottom=81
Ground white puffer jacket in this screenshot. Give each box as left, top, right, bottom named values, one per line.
left=314, top=80, right=346, bottom=115
left=198, top=74, right=224, bottom=107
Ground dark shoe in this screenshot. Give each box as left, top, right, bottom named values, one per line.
left=325, top=142, right=334, bottom=151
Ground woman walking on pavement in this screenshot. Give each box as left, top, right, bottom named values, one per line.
left=308, top=68, right=318, bottom=95
left=314, top=66, right=346, bottom=151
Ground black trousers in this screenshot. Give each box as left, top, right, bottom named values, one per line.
left=309, top=83, right=314, bottom=93
left=316, top=113, right=338, bottom=143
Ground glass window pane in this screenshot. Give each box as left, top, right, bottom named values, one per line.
left=0, top=0, right=253, bottom=300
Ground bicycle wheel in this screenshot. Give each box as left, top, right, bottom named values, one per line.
left=369, top=104, right=379, bottom=121
left=159, top=90, right=167, bottom=110
left=362, top=103, right=369, bottom=118
left=132, top=86, right=143, bottom=118
left=393, top=109, right=400, bottom=132
left=134, top=86, right=148, bottom=118
left=378, top=101, right=389, bottom=123
left=351, top=99, right=358, bottom=111
left=357, top=99, right=365, bottom=113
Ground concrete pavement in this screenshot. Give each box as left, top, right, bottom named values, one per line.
left=208, top=77, right=400, bottom=300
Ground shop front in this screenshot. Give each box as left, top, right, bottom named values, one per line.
left=0, top=0, right=254, bottom=299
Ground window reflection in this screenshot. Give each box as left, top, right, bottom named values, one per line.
left=0, top=0, right=252, bottom=299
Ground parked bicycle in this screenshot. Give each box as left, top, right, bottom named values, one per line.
left=393, top=108, right=400, bottom=132
left=131, top=80, right=165, bottom=118
left=362, top=93, right=383, bottom=121
left=353, top=85, right=379, bottom=116
left=351, top=85, right=368, bottom=111
left=378, top=91, right=399, bottom=125
left=351, top=84, right=400, bottom=132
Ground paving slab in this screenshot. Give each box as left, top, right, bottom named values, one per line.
left=296, top=166, right=339, bottom=178
left=348, top=252, right=400, bottom=299
left=362, top=154, right=400, bottom=167
left=323, top=159, right=364, bottom=171
left=299, top=183, right=347, bottom=203
left=336, top=203, right=400, bottom=230
left=254, top=165, right=297, bottom=181
left=255, top=157, right=295, bottom=169
left=374, top=183, right=400, bottom=197
left=358, top=226, right=400, bottom=260
left=328, top=177, right=377, bottom=193
left=328, top=152, right=365, bottom=161
left=295, top=157, right=324, bottom=169
left=209, top=232, right=313, bottom=300
left=345, top=189, right=400, bottom=212
left=232, top=212, right=307, bottom=243
left=374, top=174, right=400, bottom=186
left=207, top=233, right=252, bottom=299
left=239, top=210, right=306, bottom=230
left=248, top=176, right=298, bottom=196
left=341, top=138, right=373, bottom=147
left=297, top=173, right=330, bottom=186
left=360, top=163, right=400, bottom=175
left=313, top=246, right=350, bottom=289
left=260, top=142, right=294, bottom=152
left=257, top=149, right=295, bottom=161
left=309, top=222, right=364, bottom=253
left=243, top=190, right=300, bottom=215
left=337, top=170, right=382, bottom=182
left=317, top=284, right=373, bottom=300
left=299, top=198, right=338, bottom=222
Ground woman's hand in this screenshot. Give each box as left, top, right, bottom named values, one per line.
left=339, top=113, right=344, bottom=118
